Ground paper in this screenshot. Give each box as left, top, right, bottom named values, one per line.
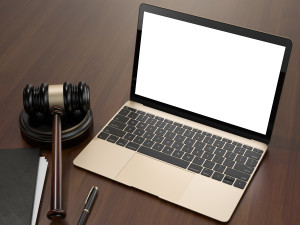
left=31, top=157, right=48, bottom=225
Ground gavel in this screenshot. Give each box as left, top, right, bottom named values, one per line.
left=23, top=81, right=90, bottom=220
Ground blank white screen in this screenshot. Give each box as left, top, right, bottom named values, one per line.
left=135, top=12, right=286, bottom=135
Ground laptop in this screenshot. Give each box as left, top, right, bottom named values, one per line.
left=74, top=4, right=292, bottom=222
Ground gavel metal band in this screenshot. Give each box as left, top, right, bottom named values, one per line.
left=48, top=85, right=64, bottom=110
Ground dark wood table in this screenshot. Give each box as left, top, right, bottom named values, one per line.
left=1, top=0, right=299, bottom=224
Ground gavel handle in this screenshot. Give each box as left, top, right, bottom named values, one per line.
left=47, top=107, right=66, bottom=220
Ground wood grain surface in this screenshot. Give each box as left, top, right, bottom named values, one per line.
left=0, top=0, right=299, bottom=224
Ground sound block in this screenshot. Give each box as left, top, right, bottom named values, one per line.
left=19, top=109, right=93, bottom=149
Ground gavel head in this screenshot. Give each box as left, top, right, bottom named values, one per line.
left=23, top=81, right=90, bottom=116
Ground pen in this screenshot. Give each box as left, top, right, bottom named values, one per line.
left=77, top=186, right=98, bottom=225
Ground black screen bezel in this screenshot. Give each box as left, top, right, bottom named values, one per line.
left=130, top=4, right=292, bottom=144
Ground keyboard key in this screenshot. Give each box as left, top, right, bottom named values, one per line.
left=188, top=164, right=203, bottom=173
left=224, top=143, right=235, bottom=151
left=174, top=135, right=186, bottom=142
left=137, top=110, right=146, bottom=115
left=235, top=155, right=247, bottom=163
left=174, top=127, right=185, bottom=135
left=193, top=134, right=205, bottom=141
left=204, top=145, right=216, bottom=152
left=124, top=125, right=135, bottom=133
left=153, top=143, right=164, bottom=151
left=203, top=160, right=215, bottom=169
left=156, top=121, right=166, bottom=128
left=107, top=135, right=119, bottom=143
left=138, top=146, right=189, bottom=169
left=97, top=132, right=109, bottom=140
left=244, top=150, right=261, bottom=160
left=137, top=115, right=147, bottom=122
left=182, top=145, right=193, bottom=153
left=133, top=136, right=145, bottom=145
left=212, top=155, right=225, bottom=164
left=155, top=128, right=167, bottom=136
left=146, top=113, right=155, bottom=118
left=214, top=148, right=226, bottom=156
left=183, top=130, right=195, bottom=138
left=201, top=168, right=213, bottom=177
left=203, top=137, right=214, bottom=144
left=152, top=135, right=164, bottom=143
left=143, top=132, right=155, bottom=140
left=124, top=133, right=135, bottom=141
left=172, top=142, right=184, bottom=150
left=234, top=179, right=246, bottom=189
left=114, top=114, right=129, bottom=123
left=174, top=122, right=183, bottom=127
left=234, top=147, right=246, bottom=155
left=232, top=141, right=242, bottom=147
left=222, top=138, right=232, bottom=143
left=214, top=164, right=226, bottom=173
left=225, top=168, right=250, bottom=182
left=164, top=131, right=176, bottom=139
left=165, top=124, right=176, bottom=131
left=184, top=138, right=196, bottom=146
left=134, top=129, right=145, bottom=136
left=118, top=108, right=130, bottom=116
left=192, top=149, right=204, bottom=157
left=193, top=157, right=205, bottom=165
left=225, top=152, right=237, bottom=160
left=223, top=159, right=235, bottom=168
left=127, top=119, right=139, bottom=126
left=234, top=162, right=254, bottom=174
left=164, top=119, right=173, bottom=124
left=162, top=146, right=174, bottom=155
left=223, top=176, right=235, bottom=185
left=143, top=140, right=154, bottom=148
left=145, top=125, right=156, bottom=133
left=243, top=145, right=253, bottom=150
left=246, top=158, right=258, bottom=168
left=202, top=132, right=212, bottom=136
left=183, top=125, right=192, bottom=130
left=172, top=150, right=184, bottom=158
left=103, top=126, right=126, bottom=138
left=212, top=172, right=224, bottom=181
left=162, top=138, right=174, bottom=146
left=202, top=152, right=214, bottom=160
left=109, top=120, right=126, bottom=130
left=193, top=128, right=202, bottom=133
left=124, top=106, right=136, bottom=112
left=213, top=140, right=225, bottom=148
left=116, top=139, right=128, bottom=147
left=125, top=142, right=140, bottom=151
left=212, top=135, right=222, bottom=140
left=155, top=116, right=164, bottom=121
left=182, top=153, right=194, bottom=162
left=136, top=122, right=147, bottom=129
left=194, top=141, right=205, bottom=149
left=253, top=148, right=264, bottom=154
left=128, top=112, right=139, bottom=119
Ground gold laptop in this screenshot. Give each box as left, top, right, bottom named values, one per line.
left=74, top=4, right=292, bottom=222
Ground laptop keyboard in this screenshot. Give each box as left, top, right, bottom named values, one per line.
left=98, top=106, right=263, bottom=189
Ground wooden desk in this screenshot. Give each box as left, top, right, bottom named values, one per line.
left=0, top=0, right=299, bottom=224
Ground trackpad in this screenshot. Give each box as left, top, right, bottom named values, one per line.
left=116, top=153, right=195, bottom=202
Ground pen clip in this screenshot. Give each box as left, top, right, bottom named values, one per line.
left=85, top=186, right=94, bottom=204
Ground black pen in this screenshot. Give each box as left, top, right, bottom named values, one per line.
left=77, top=186, right=98, bottom=225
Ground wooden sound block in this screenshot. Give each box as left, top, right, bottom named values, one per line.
left=19, top=109, right=93, bottom=149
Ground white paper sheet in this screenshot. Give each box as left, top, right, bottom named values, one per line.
left=31, top=157, right=48, bottom=225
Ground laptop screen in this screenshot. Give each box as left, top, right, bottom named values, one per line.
left=132, top=5, right=292, bottom=142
